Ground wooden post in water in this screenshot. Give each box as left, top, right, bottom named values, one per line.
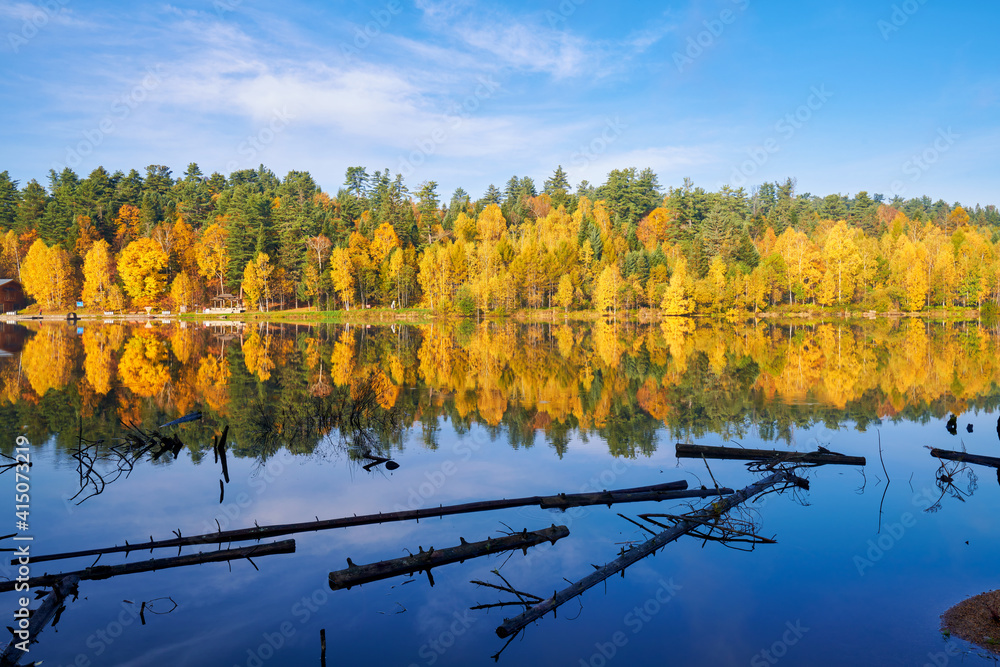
left=26, top=482, right=730, bottom=566
left=676, top=443, right=866, bottom=466
left=330, top=526, right=569, bottom=590
left=0, top=541, right=295, bottom=593
left=930, top=448, right=1000, bottom=469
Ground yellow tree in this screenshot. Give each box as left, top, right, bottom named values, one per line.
left=921, top=225, right=950, bottom=307
left=418, top=243, right=453, bottom=311
left=476, top=204, right=507, bottom=296
left=114, top=204, right=143, bottom=248
left=945, top=205, right=970, bottom=234
left=81, top=239, right=117, bottom=310
left=819, top=220, right=860, bottom=305
left=705, top=255, right=728, bottom=312
left=854, top=233, right=879, bottom=294
left=169, top=272, right=196, bottom=310
left=555, top=274, right=574, bottom=312
left=329, top=247, right=355, bottom=309
left=172, top=216, right=198, bottom=275
left=370, top=223, right=400, bottom=265
left=347, top=232, right=374, bottom=307
left=118, top=238, right=168, bottom=305
left=454, top=211, right=476, bottom=243
left=21, top=240, right=72, bottom=309
left=954, top=227, right=991, bottom=307
left=1, top=230, right=24, bottom=280
left=932, top=243, right=957, bottom=307
left=774, top=227, right=821, bottom=304
left=636, top=208, right=673, bottom=249
left=242, top=252, right=274, bottom=311
left=301, top=264, right=321, bottom=308
left=594, top=263, right=622, bottom=316
left=195, top=223, right=229, bottom=295
left=891, top=236, right=928, bottom=311
left=660, top=257, right=693, bottom=315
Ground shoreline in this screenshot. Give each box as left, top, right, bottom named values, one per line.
left=3, top=306, right=987, bottom=325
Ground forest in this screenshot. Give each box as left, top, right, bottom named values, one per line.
left=1, top=163, right=999, bottom=315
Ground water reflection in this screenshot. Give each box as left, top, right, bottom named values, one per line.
left=2, top=319, right=1000, bottom=462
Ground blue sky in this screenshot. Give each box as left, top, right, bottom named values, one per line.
left=1, top=0, right=998, bottom=206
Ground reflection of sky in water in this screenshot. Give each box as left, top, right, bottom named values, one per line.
left=3, top=411, right=1000, bottom=666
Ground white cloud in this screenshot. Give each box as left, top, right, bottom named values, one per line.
left=414, top=0, right=593, bottom=78
left=0, top=1, right=89, bottom=26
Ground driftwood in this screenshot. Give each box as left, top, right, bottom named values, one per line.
left=25, top=481, right=731, bottom=566
left=0, top=575, right=79, bottom=665
left=0, top=540, right=294, bottom=593
left=930, top=448, right=1000, bottom=469
left=676, top=443, right=866, bottom=466
left=495, top=470, right=801, bottom=638
left=329, top=525, right=569, bottom=590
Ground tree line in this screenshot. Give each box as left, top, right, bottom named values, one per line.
left=1, top=163, right=998, bottom=314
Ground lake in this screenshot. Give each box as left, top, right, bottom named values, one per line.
left=1, top=318, right=999, bottom=666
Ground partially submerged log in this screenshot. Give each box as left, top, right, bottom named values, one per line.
left=0, top=540, right=294, bottom=593
left=930, top=448, right=1000, bottom=469
left=676, top=443, right=866, bottom=466
left=329, top=525, right=569, bottom=590
left=495, top=470, right=801, bottom=638
left=26, top=481, right=728, bottom=566
left=0, top=575, right=79, bottom=664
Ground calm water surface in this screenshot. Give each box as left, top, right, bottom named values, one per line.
left=1, top=319, right=998, bottom=666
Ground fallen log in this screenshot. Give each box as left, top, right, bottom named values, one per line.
left=495, top=470, right=800, bottom=638
left=0, top=540, right=294, bottom=593
left=329, top=525, right=569, bottom=590
left=676, top=443, right=866, bottom=466
left=0, top=575, right=79, bottom=664
left=930, top=448, right=1000, bottom=469
left=25, top=481, right=729, bottom=566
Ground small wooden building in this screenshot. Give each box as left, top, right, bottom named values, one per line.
left=0, top=279, right=26, bottom=314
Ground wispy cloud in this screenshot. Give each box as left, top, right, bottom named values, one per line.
left=414, top=0, right=593, bottom=78
left=0, top=1, right=89, bottom=26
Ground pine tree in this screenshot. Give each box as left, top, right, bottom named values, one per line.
left=0, top=172, right=20, bottom=231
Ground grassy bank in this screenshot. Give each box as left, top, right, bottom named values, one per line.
left=10, top=304, right=990, bottom=326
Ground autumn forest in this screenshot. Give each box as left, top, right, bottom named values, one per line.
left=1, top=164, right=999, bottom=315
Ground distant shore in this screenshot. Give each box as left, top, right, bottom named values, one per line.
left=3, top=304, right=988, bottom=325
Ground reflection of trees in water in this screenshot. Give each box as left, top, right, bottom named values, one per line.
left=4, top=319, right=1000, bottom=459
